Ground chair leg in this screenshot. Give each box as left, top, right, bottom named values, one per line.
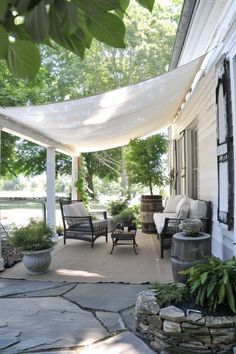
left=64, top=234, right=66, bottom=245
left=106, top=232, right=108, bottom=243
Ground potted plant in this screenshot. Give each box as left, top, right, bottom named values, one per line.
left=113, top=207, right=137, bottom=231
left=125, top=135, right=168, bottom=233
left=10, top=219, right=55, bottom=274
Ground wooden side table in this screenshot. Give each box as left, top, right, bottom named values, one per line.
left=110, top=229, right=138, bottom=255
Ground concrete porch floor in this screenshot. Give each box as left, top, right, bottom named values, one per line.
left=1, top=231, right=173, bottom=283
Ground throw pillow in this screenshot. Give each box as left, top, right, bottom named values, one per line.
left=164, top=195, right=184, bottom=213
left=176, top=197, right=190, bottom=217
left=189, top=200, right=207, bottom=219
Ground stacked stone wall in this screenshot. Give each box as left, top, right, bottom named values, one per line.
left=135, top=289, right=236, bottom=354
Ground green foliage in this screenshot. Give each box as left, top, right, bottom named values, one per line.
left=180, top=257, right=236, bottom=313
left=113, top=207, right=136, bottom=225
left=125, top=134, right=168, bottom=195
left=107, top=198, right=129, bottom=216
left=151, top=283, right=188, bottom=308
left=74, top=156, right=90, bottom=206
left=0, top=0, right=156, bottom=79
left=10, top=219, right=54, bottom=251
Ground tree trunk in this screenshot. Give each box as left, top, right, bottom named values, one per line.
left=149, top=180, right=153, bottom=195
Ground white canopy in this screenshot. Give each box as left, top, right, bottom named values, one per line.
left=0, top=54, right=205, bottom=155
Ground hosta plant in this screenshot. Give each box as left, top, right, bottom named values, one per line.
left=180, top=256, right=236, bottom=313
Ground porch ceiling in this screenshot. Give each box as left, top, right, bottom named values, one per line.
left=0, top=54, right=205, bottom=155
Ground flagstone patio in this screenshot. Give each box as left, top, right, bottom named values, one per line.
left=0, top=231, right=172, bottom=353
left=0, top=278, right=154, bottom=353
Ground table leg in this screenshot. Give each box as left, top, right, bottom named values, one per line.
left=133, top=239, right=138, bottom=255
left=110, top=238, right=115, bottom=254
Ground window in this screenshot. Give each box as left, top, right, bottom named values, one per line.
left=216, top=55, right=234, bottom=230
left=187, top=124, right=198, bottom=199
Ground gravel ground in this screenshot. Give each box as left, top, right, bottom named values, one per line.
left=1, top=239, right=23, bottom=269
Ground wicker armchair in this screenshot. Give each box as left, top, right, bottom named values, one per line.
left=60, top=200, right=108, bottom=248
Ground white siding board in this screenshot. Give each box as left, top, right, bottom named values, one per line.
left=172, top=59, right=235, bottom=258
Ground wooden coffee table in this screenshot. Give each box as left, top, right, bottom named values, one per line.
left=110, top=228, right=138, bottom=255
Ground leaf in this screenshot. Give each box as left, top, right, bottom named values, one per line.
left=135, top=0, right=154, bottom=12
left=218, top=283, right=225, bottom=304
left=88, top=13, right=125, bottom=48
left=25, top=0, right=49, bottom=42
left=54, top=0, right=78, bottom=36
left=11, top=0, right=40, bottom=13
left=207, top=275, right=217, bottom=297
left=225, top=283, right=236, bottom=313
left=7, top=39, right=40, bottom=80
left=76, top=0, right=122, bottom=12
left=0, top=0, right=8, bottom=22
left=223, top=269, right=229, bottom=284
left=200, top=272, right=208, bottom=284
left=0, top=25, right=8, bottom=59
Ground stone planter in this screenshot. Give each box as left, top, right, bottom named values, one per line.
left=171, top=232, right=211, bottom=283
left=135, top=289, right=236, bottom=354
left=22, top=247, right=53, bottom=274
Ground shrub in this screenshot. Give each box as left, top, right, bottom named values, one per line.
left=150, top=283, right=188, bottom=308
left=180, top=256, right=236, bottom=313
left=107, top=199, right=129, bottom=216
left=113, top=208, right=136, bottom=226
left=10, top=219, right=54, bottom=252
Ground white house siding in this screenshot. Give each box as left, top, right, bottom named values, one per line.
left=172, top=62, right=235, bottom=259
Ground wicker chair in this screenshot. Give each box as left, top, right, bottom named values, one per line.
left=60, top=200, right=108, bottom=248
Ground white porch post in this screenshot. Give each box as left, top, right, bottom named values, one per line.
left=0, top=128, right=4, bottom=271
left=71, top=156, right=79, bottom=200
left=46, top=147, right=56, bottom=231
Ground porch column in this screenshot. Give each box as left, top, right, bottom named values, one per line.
left=46, top=147, right=56, bottom=231
left=71, top=156, right=80, bottom=200
left=0, top=128, right=4, bottom=271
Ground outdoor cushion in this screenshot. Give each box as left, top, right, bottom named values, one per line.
left=189, top=200, right=207, bottom=219
left=176, top=196, right=191, bottom=219
left=153, top=212, right=176, bottom=234
left=73, top=202, right=89, bottom=217
left=70, top=220, right=108, bottom=233
left=63, top=203, right=88, bottom=227
left=163, top=195, right=184, bottom=213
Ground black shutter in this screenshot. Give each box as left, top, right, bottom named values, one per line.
left=216, top=55, right=234, bottom=230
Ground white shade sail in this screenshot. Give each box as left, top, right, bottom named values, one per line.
left=0, top=54, right=205, bottom=155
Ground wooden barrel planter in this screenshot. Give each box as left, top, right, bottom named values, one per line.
left=140, top=195, right=163, bottom=234
left=171, top=232, right=211, bottom=283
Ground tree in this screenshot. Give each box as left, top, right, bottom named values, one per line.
left=125, top=134, right=168, bottom=195
left=0, top=0, right=155, bottom=80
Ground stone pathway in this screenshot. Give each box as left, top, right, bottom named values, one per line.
left=0, top=278, right=155, bottom=354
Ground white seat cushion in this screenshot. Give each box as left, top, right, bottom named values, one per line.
left=163, top=195, right=184, bottom=213
left=153, top=212, right=176, bottom=234
left=189, top=200, right=207, bottom=219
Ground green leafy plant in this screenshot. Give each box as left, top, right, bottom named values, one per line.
left=0, top=0, right=155, bottom=79
left=107, top=199, right=129, bottom=216
left=180, top=257, right=236, bottom=313
left=75, top=155, right=90, bottom=207
left=56, top=225, right=63, bottom=236
left=113, top=207, right=137, bottom=228
left=10, top=219, right=54, bottom=252
left=150, top=283, right=188, bottom=308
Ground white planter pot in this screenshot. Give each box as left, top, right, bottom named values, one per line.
left=22, top=247, right=53, bottom=274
